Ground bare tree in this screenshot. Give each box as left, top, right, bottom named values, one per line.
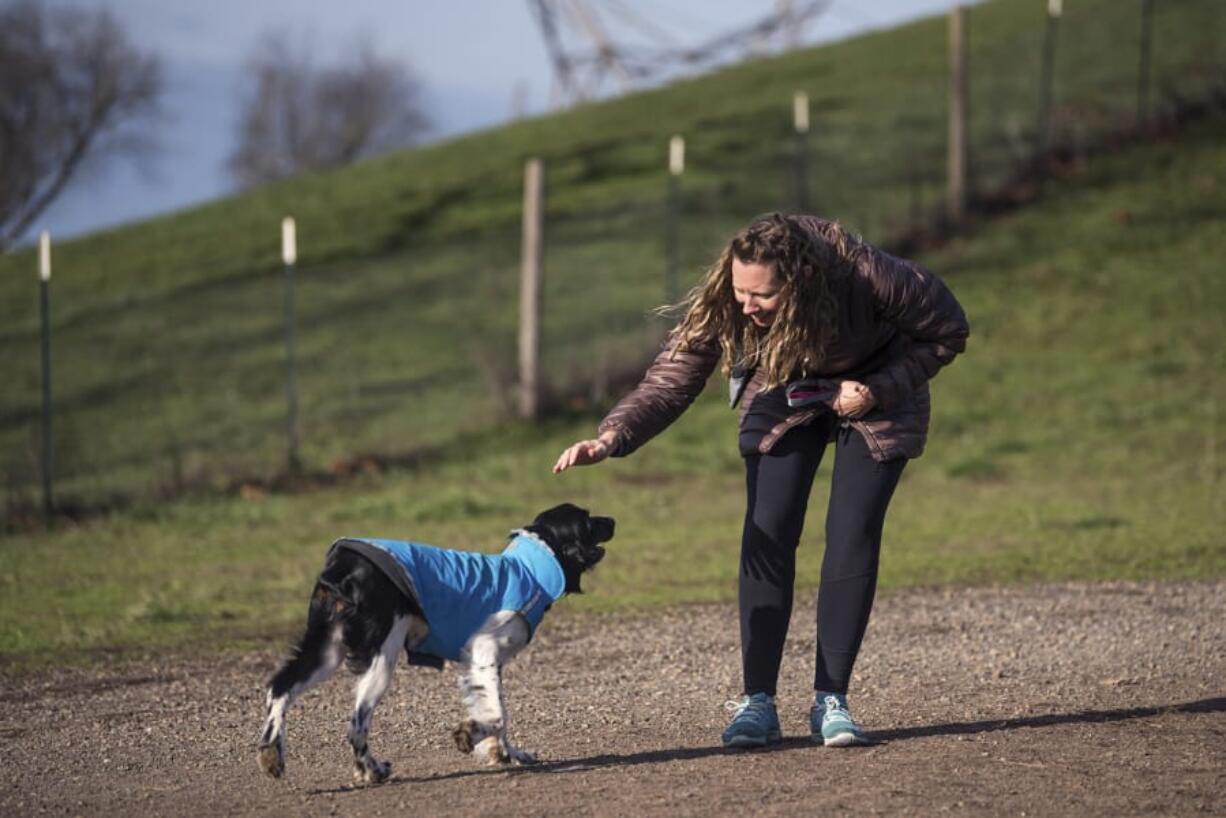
left=229, top=35, right=429, bottom=188
left=0, top=1, right=162, bottom=249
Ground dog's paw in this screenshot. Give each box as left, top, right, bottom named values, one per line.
left=353, top=758, right=391, bottom=785
left=473, top=736, right=510, bottom=766
left=257, top=742, right=285, bottom=779
left=453, top=719, right=477, bottom=754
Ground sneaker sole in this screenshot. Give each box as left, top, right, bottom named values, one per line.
left=820, top=731, right=869, bottom=748
left=722, top=730, right=782, bottom=749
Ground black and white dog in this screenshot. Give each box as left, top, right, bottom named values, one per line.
left=257, top=503, right=614, bottom=784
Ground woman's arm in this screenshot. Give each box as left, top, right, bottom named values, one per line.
left=858, top=245, right=970, bottom=411
left=553, top=334, right=720, bottom=473
left=596, top=334, right=721, bottom=456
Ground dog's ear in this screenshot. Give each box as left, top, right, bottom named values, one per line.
left=530, top=504, right=614, bottom=547
left=529, top=504, right=587, bottom=547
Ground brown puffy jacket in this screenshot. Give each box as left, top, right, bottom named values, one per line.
left=597, top=215, right=970, bottom=462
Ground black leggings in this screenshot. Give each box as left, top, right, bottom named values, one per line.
left=739, top=415, right=905, bottom=696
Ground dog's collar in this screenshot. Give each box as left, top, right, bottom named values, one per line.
left=508, top=528, right=548, bottom=549
left=504, top=530, right=567, bottom=601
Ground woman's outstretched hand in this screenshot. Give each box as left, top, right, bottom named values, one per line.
left=833, top=380, right=877, bottom=419
left=553, top=431, right=618, bottom=474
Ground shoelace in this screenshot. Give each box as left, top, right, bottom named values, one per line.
left=725, top=696, right=771, bottom=718
left=822, top=695, right=854, bottom=724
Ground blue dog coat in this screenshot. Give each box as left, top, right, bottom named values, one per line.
left=329, top=531, right=566, bottom=662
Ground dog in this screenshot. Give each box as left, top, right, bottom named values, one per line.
left=256, top=502, right=614, bottom=784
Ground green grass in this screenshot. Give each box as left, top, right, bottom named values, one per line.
left=1, top=0, right=1223, bottom=504
left=1, top=113, right=1223, bottom=671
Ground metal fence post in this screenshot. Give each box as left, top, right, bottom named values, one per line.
left=1035, top=0, right=1062, bottom=164
left=282, top=216, right=301, bottom=473
left=665, top=135, right=684, bottom=304
left=1137, top=0, right=1155, bottom=129
left=793, top=91, right=810, bottom=213
left=38, top=231, right=53, bottom=524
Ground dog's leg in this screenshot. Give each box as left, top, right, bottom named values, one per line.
left=258, top=622, right=344, bottom=779
left=348, top=615, right=410, bottom=785
left=453, top=611, right=534, bottom=766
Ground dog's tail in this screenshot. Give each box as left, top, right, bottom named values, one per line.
left=269, top=547, right=415, bottom=689
left=267, top=578, right=345, bottom=699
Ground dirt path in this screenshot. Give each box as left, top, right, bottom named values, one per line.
left=3, top=580, right=1224, bottom=817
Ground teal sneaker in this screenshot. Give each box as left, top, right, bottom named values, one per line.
left=721, top=692, right=782, bottom=749
left=809, top=692, right=869, bottom=747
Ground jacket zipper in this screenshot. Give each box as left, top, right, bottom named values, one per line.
left=758, top=409, right=818, bottom=454
left=849, top=418, right=886, bottom=460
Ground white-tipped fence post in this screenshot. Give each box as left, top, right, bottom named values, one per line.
left=1036, top=0, right=1062, bottom=164
left=1137, top=0, right=1155, bottom=129
left=793, top=90, right=811, bottom=212
left=282, top=216, right=301, bottom=473
left=38, top=230, right=53, bottom=523
left=947, top=2, right=969, bottom=226
left=665, top=135, right=685, bottom=304
left=519, top=158, right=545, bottom=421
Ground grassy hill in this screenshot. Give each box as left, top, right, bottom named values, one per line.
left=1, top=0, right=1223, bottom=508
left=1, top=99, right=1223, bottom=668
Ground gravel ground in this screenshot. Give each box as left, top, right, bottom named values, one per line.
left=2, top=580, right=1224, bottom=817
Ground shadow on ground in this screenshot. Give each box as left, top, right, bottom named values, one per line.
left=308, top=695, right=1226, bottom=795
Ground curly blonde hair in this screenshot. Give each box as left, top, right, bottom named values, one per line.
left=666, top=213, right=861, bottom=388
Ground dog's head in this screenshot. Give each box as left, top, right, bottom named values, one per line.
left=522, top=502, right=614, bottom=595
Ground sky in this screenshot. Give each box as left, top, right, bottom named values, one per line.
left=32, top=0, right=958, bottom=244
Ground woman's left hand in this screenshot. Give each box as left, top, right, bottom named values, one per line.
left=833, top=380, right=876, bottom=418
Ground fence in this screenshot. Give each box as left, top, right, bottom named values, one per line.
left=1, top=0, right=1223, bottom=523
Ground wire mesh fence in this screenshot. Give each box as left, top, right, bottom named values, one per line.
left=1, top=0, right=1223, bottom=522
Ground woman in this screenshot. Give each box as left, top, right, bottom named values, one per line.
left=553, top=213, right=969, bottom=748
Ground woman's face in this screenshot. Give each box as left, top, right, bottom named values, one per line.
left=731, top=258, right=783, bottom=328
